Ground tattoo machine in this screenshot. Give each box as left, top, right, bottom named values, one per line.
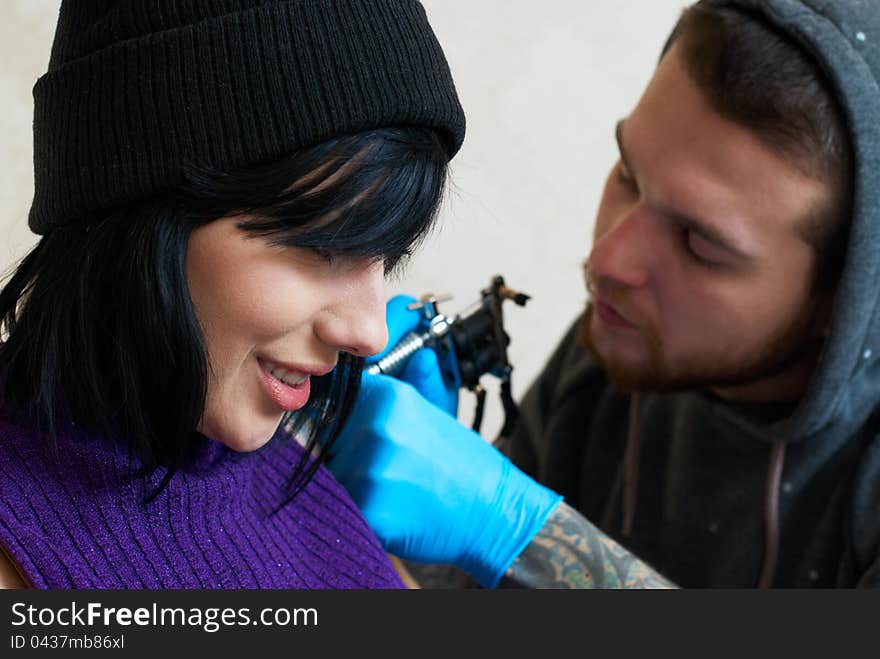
left=366, top=275, right=530, bottom=436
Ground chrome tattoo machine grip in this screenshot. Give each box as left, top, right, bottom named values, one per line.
left=365, top=277, right=530, bottom=436
left=366, top=299, right=455, bottom=376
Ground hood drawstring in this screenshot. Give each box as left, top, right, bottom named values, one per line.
left=757, top=442, right=786, bottom=589
left=622, top=394, right=642, bottom=537
left=621, top=394, right=785, bottom=589
left=619, top=394, right=786, bottom=587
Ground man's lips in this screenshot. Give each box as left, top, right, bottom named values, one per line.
left=594, top=298, right=637, bottom=329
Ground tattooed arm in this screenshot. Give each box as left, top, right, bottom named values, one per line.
left=498, top=502, right=677, bottom=589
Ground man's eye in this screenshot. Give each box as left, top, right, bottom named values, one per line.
left=616, top=162, right=637, bottom=190
left=685, top=231, right=724, bottom=269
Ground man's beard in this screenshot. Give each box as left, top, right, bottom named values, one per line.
left=578, top=300, right=825, bottom=396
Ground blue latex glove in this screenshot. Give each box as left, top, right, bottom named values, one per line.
left=367, top=294, right=460, bottom=417
left=328, top=372, right=563, bottom=588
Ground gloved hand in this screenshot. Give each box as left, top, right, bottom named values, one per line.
left=328, top=372, right=563, bottom=588
left=367, top=294, right=460, bottom=417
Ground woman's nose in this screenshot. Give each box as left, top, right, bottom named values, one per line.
left=588, top=207, right=653, bottom=290
left=315, top=263, right=389, bottom=358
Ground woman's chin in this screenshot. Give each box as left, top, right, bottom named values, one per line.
left=197, top=416, right=281, bottom=453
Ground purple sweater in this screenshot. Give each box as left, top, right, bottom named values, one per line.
left=0, top=409, right=405, bottom=589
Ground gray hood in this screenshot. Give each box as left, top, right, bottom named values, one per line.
left=703, top=0, right=880, bottom=443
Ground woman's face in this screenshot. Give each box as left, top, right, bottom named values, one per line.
left=186, top=217, right=389, bottom=451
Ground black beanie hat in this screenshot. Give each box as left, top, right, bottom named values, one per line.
left=29, top=0, right=466, bottom=235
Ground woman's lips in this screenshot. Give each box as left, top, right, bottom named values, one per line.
left=594, top=299, right=637, bottom=329
left=257, top=359, right=312, bottom=412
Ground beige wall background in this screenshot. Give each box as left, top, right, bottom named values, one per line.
left=0, top=1, right=686, bottom=439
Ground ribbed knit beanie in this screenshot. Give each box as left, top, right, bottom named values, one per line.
left=29, top=0, right=466, bottom=235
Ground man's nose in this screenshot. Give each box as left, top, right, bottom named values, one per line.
left=588, top=206, right=653, bottom=290
left=315, top=263, right=389, bottom=358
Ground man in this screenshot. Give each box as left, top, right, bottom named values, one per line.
left=328, top=0, right=880, bottom=588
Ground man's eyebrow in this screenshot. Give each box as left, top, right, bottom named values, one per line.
left=615, top=120, right=634, bottom=175
left=614, top=118, right=753, bottom=263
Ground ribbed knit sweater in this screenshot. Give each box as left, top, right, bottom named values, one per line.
left=0, top=408, right=404, bottom=589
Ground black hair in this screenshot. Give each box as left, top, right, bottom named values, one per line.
left=0, top=126, right=449, bottom=500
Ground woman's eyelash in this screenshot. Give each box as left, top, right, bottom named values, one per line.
left=311, top=248, right=334, bottom=263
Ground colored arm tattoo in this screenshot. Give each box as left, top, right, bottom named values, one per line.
left=499, top=502, right=677, bottom=589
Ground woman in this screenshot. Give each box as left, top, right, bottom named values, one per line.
left=0, top=0, right=465, bottom=589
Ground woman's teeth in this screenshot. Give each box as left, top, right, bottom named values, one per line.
left=265, top=362, right=308, bottom=387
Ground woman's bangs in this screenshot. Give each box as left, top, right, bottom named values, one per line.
left=238, top=128, right=449, bottom=273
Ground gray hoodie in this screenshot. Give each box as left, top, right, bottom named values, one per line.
left=503, top=0, right=880, bottom=587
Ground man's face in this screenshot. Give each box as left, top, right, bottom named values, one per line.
left=583, top=44, right=834, bottom=403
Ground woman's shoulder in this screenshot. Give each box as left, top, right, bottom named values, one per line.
left=0, top=547, right=27, bottom=589
left=0, top=414, right=51, bottom=589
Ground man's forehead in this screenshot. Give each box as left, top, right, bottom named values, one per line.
left=621, top=50, right=831, bottom=255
